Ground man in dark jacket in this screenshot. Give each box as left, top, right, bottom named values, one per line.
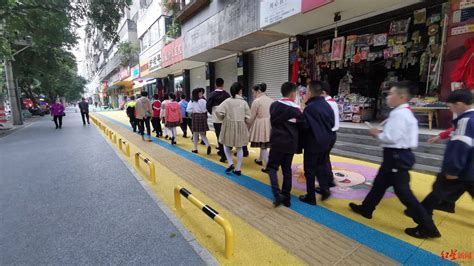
left=267, top=82, right=304, bottom=207
left=207, top=78, right=231, bottom=162
left=299, top=81, right=336, bottom=205
left=78, top=98, right=90, bottom=125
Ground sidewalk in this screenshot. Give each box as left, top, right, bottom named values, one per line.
left=0, top=113, right=210, bottom=264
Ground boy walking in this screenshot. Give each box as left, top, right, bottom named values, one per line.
left=179, top=94, right=190, bottom=138
left=299, top=81, right=336, bottom=205
left=405, top=89, right=473, bottom=238
left=267, top=82, right=304, bottom=207
left=349, top=81, right=440, bottom=239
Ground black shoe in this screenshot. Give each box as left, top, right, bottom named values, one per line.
left=315, top=187, right=331, bottom=201
left=243, top=151, right=249, bottom=157
left=273, top=194, right=284, bottom=207
left=165, top=135, right=169, bottom=139
left=261, top=168, right=269, bottom=173
left=255, top=159, right=263, bottom=166
left=219, top=158, right=227, bottom=163
left=225, top=165, right=235, bottom=173
left=280, top=194, right=291, bottom=207
left=192, top=150, right=198, bottom=154
left=405, top=226, right=441, bottom=239
left=217, top=151, right=222, bottom=156
left=349, top=203, right=372, bottom=219
left=233, top=170, right=241, bottom=176
left=299, top=195, right=316, bottom=205
left=156, top=134, right=160, bottom=138
left=207, top=146, right=212, bottom=155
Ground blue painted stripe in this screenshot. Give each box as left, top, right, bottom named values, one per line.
left=96, top=113, right=452, bottom=265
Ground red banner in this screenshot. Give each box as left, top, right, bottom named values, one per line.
left=161, top=37, right=183, bottom=68
left=301, top=0, right=332, bottom=13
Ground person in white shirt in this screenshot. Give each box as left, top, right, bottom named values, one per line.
left=160, top=94, right=170, bottom=139
left=349, top=81, right=440, bottom=239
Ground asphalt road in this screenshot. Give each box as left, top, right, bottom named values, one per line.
left=0, top=112, right=207, bottom=265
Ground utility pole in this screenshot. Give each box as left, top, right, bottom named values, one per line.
left=4, top=60, right=22, bottom=125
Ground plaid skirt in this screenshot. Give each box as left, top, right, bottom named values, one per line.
left=165, top=121, right=180, bottom=127
left=191, top=112, right=209, bottom=132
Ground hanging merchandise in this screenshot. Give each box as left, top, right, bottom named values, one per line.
left=338, top=72, right=352, bottom=95
left=322, top=40, right=331, bottom=53
left=353, top=48, right=362, bottom=63
left=291, top=54, right=299, bottom=84
left=331, top=36, right=345, bottom=61
left=360, top=47, right=370, bottom=60
left=426, top=13, right=441, bottom=25
left=373, top=33, right=388, bottom=46
left=345, top=35, right=357, bottom=60
left=355, top=34, right=373, bottom=46
left=389, top=18, right=411, bottom=35
left=414, top=8, right=427, bottom=24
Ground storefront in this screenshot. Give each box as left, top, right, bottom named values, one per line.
left=290, top=0, right=450, bottom=123
left=215, top=56, right=237, bottom=89
left=249, top=40, right=290, bottom=100
left=190, top=66, right=207, bottom=92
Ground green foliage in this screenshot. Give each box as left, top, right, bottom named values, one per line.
left=117, top=41, right=139, bottom=67
left=0, top=0, right=131, bottom=102
left=166, top=17, right=181, bottom=40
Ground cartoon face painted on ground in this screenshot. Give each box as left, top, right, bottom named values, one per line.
left=292, top=162, right=395, bottom=200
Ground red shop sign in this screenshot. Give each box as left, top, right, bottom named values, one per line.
left=119, top=67, right=130, bottom=80
left=301, top=0, right=333, bottom=13
left=161, top=37, right=183, bottom=68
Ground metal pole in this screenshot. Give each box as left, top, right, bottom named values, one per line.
left=4, top=60, right=23, bottom=125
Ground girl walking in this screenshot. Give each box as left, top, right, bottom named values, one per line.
left=216, top=82, right=251, bottom=176
left=248, top=83, right=274, bottom=173
left=186, top=88, right=211, bottom=154
left=164, top=93, right=182, bottom=145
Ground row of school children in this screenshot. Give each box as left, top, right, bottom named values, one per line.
left=125, top=79, right=473, bottom=240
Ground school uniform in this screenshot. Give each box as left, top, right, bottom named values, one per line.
left=352, top=103, right=439, bottom=237
left=301, top=96, right=336, bottom=203
left=324, top=95, right=339, bottom=188
left=207, top=88, right=231, bottom=160
left=267, top=98, right=304, bottom=204
left=420, top=109, right=474, bottom=215
left=151, top=100, right=162, bottom=137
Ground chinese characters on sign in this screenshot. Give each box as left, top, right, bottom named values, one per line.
left=260, top=0, right=301, bottom=28
left=148, top=52, right=162, bottom=71
left=161, top=37, right=183, bottom=68
left=440, top=249, right=472, bottom=261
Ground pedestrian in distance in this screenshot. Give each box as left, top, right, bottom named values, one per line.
left=151, top=94, right=163, bottom=137
left=78, top=97, right=90, bottom=125
left=207, top=78, right=231, bottom=162
left=299, top=81, right=336, bottom=205
left=179, top=94, right=190, bottom=138
left=404, top=89, right=473, bottom=238
left=161, top=94, right=170, bottom=139
left=215, top=82, right=251, bottom=176
left=248, top=83, right=274, bottom=173
left=135, top=91, right=153, bottom=142
left=187, top=88, right=212, bottom=154
left=349, top=81, right=441, bottom=239
left=125, top=96, right=137, bottom=132
left=51, top=99, right=65, bottom=129
left=164, top=93, right=182, bottom=145
left=267, top=82, right=304, bottom=208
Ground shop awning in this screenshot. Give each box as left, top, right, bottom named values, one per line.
left=112, top=80, right=133, bottom=88
left=142, top=60, right=204, bottom=78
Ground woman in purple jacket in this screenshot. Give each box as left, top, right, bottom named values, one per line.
left=51, top=100, right=65, bottom=129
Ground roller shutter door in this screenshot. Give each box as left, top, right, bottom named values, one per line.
left=249, top=41, right=289, bottom=100
left=190, top=66, right=207, bottom=92
left=215, top=57, right=237, bottom=90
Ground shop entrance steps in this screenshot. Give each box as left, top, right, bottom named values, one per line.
left=333, top=128, right=446, bottom=174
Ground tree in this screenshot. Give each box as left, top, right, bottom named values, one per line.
left=118, top=41, right=140, bottom=67
left=0, top=0, right=132, bottom=104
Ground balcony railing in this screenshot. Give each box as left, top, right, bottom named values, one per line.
left=175, top=0, right=210, bottom=23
